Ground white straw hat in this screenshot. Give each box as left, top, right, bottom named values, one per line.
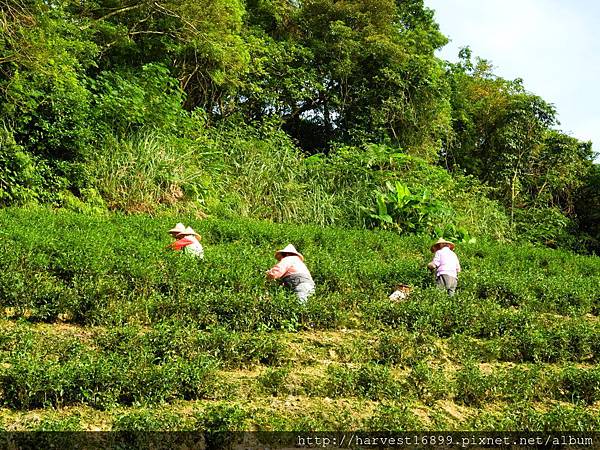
left=177, top=226, right=201, bottom=240
left=274, top=244, right=304, bottom=261
left=431, top=238, right=455, bottom=252
left=168, top=223, right=186, bottom=235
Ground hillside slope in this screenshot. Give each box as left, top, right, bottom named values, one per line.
left=0, top=208, right=599, bottom=431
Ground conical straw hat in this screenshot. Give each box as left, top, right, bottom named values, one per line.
left=430, top=237, right=455, bottom=252
left=168, top=223, right=186, bottom=235
left=274, top=244, right=304, bottom=261
left=177, top=226, right=201, bottom=240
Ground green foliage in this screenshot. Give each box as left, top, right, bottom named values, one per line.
left=559, top=366, right=600, bottom=405
left=0, top=345, right=219, bottom=409
left=405, top=361, right=448, bottom=404
left=0, top=0, right=596, bottom=250
left=365, top=181, right=445, bottom=234
left=81, top=0, right=249, bottom=112
left=433, top=224, right=475, bottom=245
left=242, top=0, right=451, bottom=153
left=90, top=132, right=204, bottom=212
left=469, top=403, right=600, bottom=431
left=90, top=64, right=186, bottom=136
left=198, top=123, right=308, bottom=222
left=376, top=331, right=440, bottom=367
left=365, top=404, right=423, bottom=431
left=0, top=127, right=43, bottom=205
left=321, top=363, right=402, bottom=400
left=33, top=416, right=83, bottom=431
left=257, top=367, right=290, bottom=396
left=0, top=1, right=96, bottom=159
left=196, top=403, right=248, bottom=431
left=1, top=208, right=597, bottom=336
left=575, top=163, right=600, bottom=254
left=513, top=207, right=573, bottom=248
left=0, top=0, right=599, bottom=428
left=444, top=49, right=596, bottom=245
left=454, top=362, right=493, bottom=406
left=0, top=210, right=598, bottom=429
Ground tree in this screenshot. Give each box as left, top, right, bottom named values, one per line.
left=575, top=163, right=600, bottom=253
left=73, top=0, right=249, bottom=114
left=444, top=48, right=596, bottom=245
left=0, top=0, right=97, bottom=160
left=239, top=0, right=451, bottom=155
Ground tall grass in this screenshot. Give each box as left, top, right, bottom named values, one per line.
left=87, top=125, right=511, bottom=240
left=91, top=133, right=204, bottom=212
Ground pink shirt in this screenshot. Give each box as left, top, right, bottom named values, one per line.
left=267, top=255, right=312, bottom=280
left=431, top=247, right=461, bottom=278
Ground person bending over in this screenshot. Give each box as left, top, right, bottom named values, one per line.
left=427, top=238, right=460, bottom=296
left=266, top=244, right=315, bottom=303
left=170, top=226, right=204, bottom=258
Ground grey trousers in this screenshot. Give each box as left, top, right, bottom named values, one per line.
left=282, top=274, right=315, bottom=303
left=436, top=274, right=458, bottom=296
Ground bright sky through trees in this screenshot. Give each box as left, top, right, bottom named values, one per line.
left=425, top=0, right=600, bottom=160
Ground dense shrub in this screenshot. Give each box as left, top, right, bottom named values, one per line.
left=0, top=208, right=599, bottom=428
left=0, top=208, right=598, bottom=333
left=319, top=364, right=403, bottom=400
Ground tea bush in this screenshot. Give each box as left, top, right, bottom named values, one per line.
left=318, top=364, right=404, bottom=400
left=0, top=325, right=221, bottom=409
left=405, top=361, right=449, bottom=404
left=454, top=362, right=494, bottom=406
left=33, top=416, right=83, bottom=431
left=558, top=366, right=600, bottom=405
left=376, top=331, right=440, bottom=367
left=1, top=208, right=599, bottom=428
left=492, top=365, right=555, bottom=402
left=365, top=404, right=423, bottom=431
left=1, top=207, right=599, bottom=337
left=195, top=403, right=249, bottom=437
left=257, top=367, right=291, bottom=396
left=476, top=403, right=600, bottom=431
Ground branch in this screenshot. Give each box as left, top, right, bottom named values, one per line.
left=80, top=3, right=145, bottom=30
left=129, top=30, right=168, bottom=36
left=153, top=1, right=199, bottom=34
left=181, top=64, right=200, bottom=92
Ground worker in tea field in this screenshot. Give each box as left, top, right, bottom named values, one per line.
left=168, top=225, right=204, bottom=258
left=266, top=244, right=315, bottom=303
left=427, top=238, right=461, bottom=296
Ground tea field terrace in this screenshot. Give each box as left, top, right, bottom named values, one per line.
left=0, top=208, right=599, bottom=430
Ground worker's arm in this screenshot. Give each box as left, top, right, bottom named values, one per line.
left=266, top=259, right=290, bottom=279
left=427, top=251, right=441, bottom=272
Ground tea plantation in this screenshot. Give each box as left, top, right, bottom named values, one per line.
left=0, top=207, right=599, bottom=431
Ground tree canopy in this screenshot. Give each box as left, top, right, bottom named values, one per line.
left=1, top=0, right=598, bottom=252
